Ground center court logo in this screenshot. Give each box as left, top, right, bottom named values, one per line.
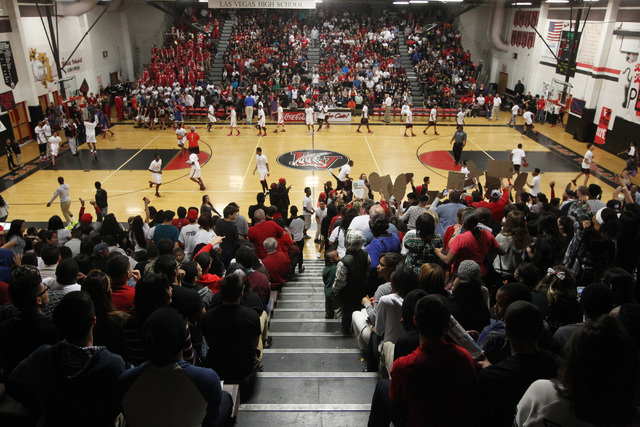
left=276, top=150, right=350, bottom=171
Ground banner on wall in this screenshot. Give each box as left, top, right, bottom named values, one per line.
left=0, top=42, right=18, bottom=89
left=594, top=106, right=612, bottom=145
left=208, top=0, right=316, bottom=9
left=0, top=91, right=15, bottom=112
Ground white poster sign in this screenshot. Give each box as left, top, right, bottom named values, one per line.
left=208, top=0, right=316, bottom=9
left=352, top=180, right=366, bottom=199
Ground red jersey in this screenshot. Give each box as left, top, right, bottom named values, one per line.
left=187, top=131, right=200, bottom=148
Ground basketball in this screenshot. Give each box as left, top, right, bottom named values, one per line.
left=523, top=161, right=530, bottom=168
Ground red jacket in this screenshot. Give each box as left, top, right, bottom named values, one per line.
left=471, top=188, right=509, bottom=224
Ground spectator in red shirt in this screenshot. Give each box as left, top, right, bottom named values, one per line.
left=471, top=186, right=511, bottom=224
left=261, top=238, right=289, bottom=289
left=106, top=255, right=139, bottom=313
left=248, top=209, right=284, bottom=259
left=368, top=294, right=478, bottom=427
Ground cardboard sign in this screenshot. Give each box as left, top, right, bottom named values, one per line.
left=368, top=172, right=413, bottom=201
left=488, top=160, right=513, bottom=178
left=484, top=174, right=501, bottom=198
left=466, top=160, right=484, bottom=179
left=427, top=191, right=439, bottom=203
left=447, top=171, right=466, bottom=190
left=513, top=172, right=529, bottom=193
left=352, top=179, right=366, bottom=199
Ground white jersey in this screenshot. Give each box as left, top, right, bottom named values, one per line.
left=48, top=135, right=61, bottom=156
left=338, top=164, right=351, bottom=181
left=582, top=149, right=593, bottom=169
left=529, top=175, right=541, bottom=197
left=429, top=107, right=437, bottom=122
left=305, top=107, right=314, bottom=125
left=43, top=124, right=51, bottom=137
left=188, top=152, right=201, bottom=179
left=523, top=111, right=534, bottom=125
left=456, top=111, right=465, bottom=125
left=176, top=128, right=187, bottom=145
left=208, top=105, right=216, bottom=123
left=511, top=148, right=526, bottom=165
left=230, top=109, right=237, bottom=127
left=512, top=104, right=520, bottom=115
left=84, top=118, right=98, bottom=143
left=257, top=109, right=265, bottom=127
left=256, top=154, right=268, bottom=180
left=35, top=126, right=47, bottom=144
left=149, top=159, right=162, bottom=184
left=406, top=109, right=413, bottom=124
left=318, top=105, right=326, bottom=120
left=277, top=105, right=284, bottom=124
left=362, top=105, right=369, bottom=119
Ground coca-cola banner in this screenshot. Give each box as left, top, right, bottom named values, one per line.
left=282, top=109, right=352, bottom=123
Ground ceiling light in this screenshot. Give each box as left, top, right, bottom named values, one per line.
left=393, top=1, right=409, bottom=4
left=512, top=2, right=532, bottom=4
left=546, top=0, right=569, bottom=3
left=410, top=0, right=429, bottom=3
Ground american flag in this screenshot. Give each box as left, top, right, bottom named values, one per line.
left=547, top=21, right=563, bottom=42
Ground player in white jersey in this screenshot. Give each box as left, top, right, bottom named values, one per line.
left=228, top=108, right=240, bottom=136
left=305, top=104, right=315, bottom=135
left=423, top=105, right=440, bottom=135
left=404, top=107, right=416, bottom=137
left=206, top=104, right=217, bottom=132
left=252, top=147, right=270, bottom=193
left=257, top=103, right=267, bottom=137
left=317, top=102, right=330, bottom=131
left=176, top=123, right=187, bottom=157
left=48, top=131, right=62, bottom=168
left=84, top=116, right=99, bottom=157
left=456, top=108, right=466, bottom=126
left=148, top=153, right=163, bottom=197
left=187, top=147, right=206, bottom=190
left=274, top=102, right=286, bottom=133
left=356, top=102, right=373, bottom=133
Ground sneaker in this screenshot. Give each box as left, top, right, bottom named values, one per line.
left=155, top=193, right=161, bottom=197
left=423, top=130, right=427, bottom=134
left=411, top=133, right=416, bottom=137
left=274, top=129, right=278, bottom=133
left=368, top=130, right=374, bottom=134
left=263, top=134, right=267, bottom=137
left=571, top=179, right=577, bottom=186
left=317, top=252, right=322, bottom=258
left=149, top=181, right=153, bottom=188
left=404, top=134, right=409, bottom=137
left=356, top=129, right=362, bottom=133
left=200, top=185, right=206, bottom=191
left=282, top=129, right=286, bottom=132
left=227, top=133, right=233, bottom=136
left=299, top=265, right=305, bottom=273
left=237, top=132, right=241, bottom=136
left=307, top=132, right=312, bottom=135
left=434, top=132, right=440, bottom=135
left=264, top=336, right=273, bottom=349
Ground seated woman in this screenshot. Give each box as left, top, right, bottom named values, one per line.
left=404, top=213, right=443, bottom=276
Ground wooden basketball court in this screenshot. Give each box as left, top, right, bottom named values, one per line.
left=1, top=114, right=628, bottom=256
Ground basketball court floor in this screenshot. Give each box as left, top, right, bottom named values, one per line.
left=0, top=113, right=628, bottom=255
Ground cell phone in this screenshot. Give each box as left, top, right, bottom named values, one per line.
left=577, top=286, right=585, bottom=299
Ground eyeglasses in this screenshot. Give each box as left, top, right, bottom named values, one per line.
left=37, top=284, right=50, bottom=298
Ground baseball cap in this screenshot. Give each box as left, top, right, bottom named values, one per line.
left=190, top=126, right=195, bottom=131
left=81, top=213, right=93, bottom=223
left=491, top=189, right=502, bottom=198
left=279, top=178, right=286, bottom=184
left=93, top=243, right=108, bottom=256
left=187, top=209, right=198, bottom=222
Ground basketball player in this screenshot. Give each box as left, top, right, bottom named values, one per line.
left=572, top=143, right=595, bottom=187
left=252, top=147, right=270, bottom=193
left=148, top=153, right=162, bottom=197
left=404, top=106, right=416, bottom=137
left=84, top=115, right=99, bottom=157
left=176, top=123, right=187, bottom=157
left=423, top=104, right=440, bottom=135
left=207, top=103, right=217, bottom=132
left=305, top=102, right=315, bottom=135
left=316, top=101, right=327, bottom=132
left=257, top=103, right=267, bottom=137
left=274, top=101, right=286, bottom=133
left=48, top=130, right=62, bottom=169
left=228, top=107, right=240, bottom=136
left=187, top=147, right=206, bottom=190
left=356, top=102, right=373, bottom=133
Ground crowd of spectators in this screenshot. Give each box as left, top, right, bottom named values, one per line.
left=318, top=165, right=640, bottom=426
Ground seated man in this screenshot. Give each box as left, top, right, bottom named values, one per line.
left=478, top=282, right=532, bottom=364
left=119, top=307, right=232, bottom=427
left=8, top=291, right=127, bottom=426
left=234, top=245, right=271, bottom=310
left=51, top=258, right=81, bottom=294
left=477, top=301, right=561, bottom=427
left=0, top=265, right=61, bottom=381
left=107, top=254, right=137, bottom=313
left=261, top=237, right=289, bottom=289
left=202, top=273, right=261, bottom=384
left=368, top=294, right=477, bottom=427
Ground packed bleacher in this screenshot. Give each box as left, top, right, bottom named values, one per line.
left=0, top=158, right=639, bottom=425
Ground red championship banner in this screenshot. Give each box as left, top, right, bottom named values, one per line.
left=594, top=106, right=612, bottom=145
